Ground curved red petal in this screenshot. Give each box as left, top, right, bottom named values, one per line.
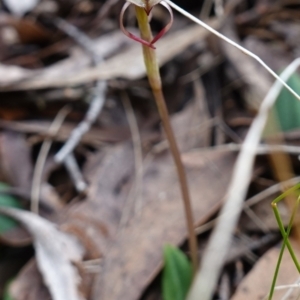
left=150, top=1, right=173, bottom=45
left=120, top=2, right=155, bottom=49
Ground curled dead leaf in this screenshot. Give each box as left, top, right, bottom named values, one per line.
left=0, top=207, right=85, bottom=300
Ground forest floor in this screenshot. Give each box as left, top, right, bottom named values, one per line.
left=1, top=0, right=300, bottom=299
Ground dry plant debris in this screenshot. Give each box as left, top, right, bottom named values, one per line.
left=0, top=1, right=300, bottom=300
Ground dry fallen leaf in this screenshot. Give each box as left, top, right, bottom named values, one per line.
left=0, top=207, right=85, bottom=300
left=0, top=30, right=130, bottom=87
left=10, top=259, right=54, bottom=300
left=221, top=20, right=272, bottom=110
left=171, top=91, right=210, bottom=152
left=0, top=22, right=218, bottom=91
left=92, top=151, right=235, bottom=300
left=3, top=0, right=40, bottom=16
left=239, top=196, right=290, bottom=232
left=231, top=239, right=300, bottom=300
left=0, top=119, right=130, bottom=145
left=0, top=131, right=32, bottom=190
left=6, top=142, right=136, bottom=300
left=0, top=130, right=62, bottom=215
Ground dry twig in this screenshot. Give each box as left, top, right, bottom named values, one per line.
left=121, top=92, right=143, bottom=216
left=64, top=153, right=88, bottom=193
left=31, top=106, right=71, bottom=214
left=52, top=19, right=107, bottom=192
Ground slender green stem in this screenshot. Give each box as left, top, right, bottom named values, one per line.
left=269, top=186, right=300, bottom=300
left=134, top=6, right=198, bottom=273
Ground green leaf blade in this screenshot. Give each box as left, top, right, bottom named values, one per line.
left=162, top=244, right=193, bottom=300
left=0, top=183, right=22, bottom=234
left=274, top=73, right=300, bottom=132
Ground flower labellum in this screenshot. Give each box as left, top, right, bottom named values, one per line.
left=120, top=0, right=173, bottom=49
left=128, top=0, right=162, bottom=14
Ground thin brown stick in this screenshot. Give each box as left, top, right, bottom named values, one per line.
left=153, top=89, right=198, bottom=272
left=53, top=18, right=107, bottom=164
left=122, top=92, right=144, bottom=214
left=31, top=105, right=71, bottom=214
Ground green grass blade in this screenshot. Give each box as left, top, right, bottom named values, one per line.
left=269, top=189, right=300, bottom=299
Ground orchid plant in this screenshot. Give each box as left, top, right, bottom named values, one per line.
left=120, top=0, right=198, bottom=273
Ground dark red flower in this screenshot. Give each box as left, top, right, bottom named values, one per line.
left=120, top=0, right=173, bottom=49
